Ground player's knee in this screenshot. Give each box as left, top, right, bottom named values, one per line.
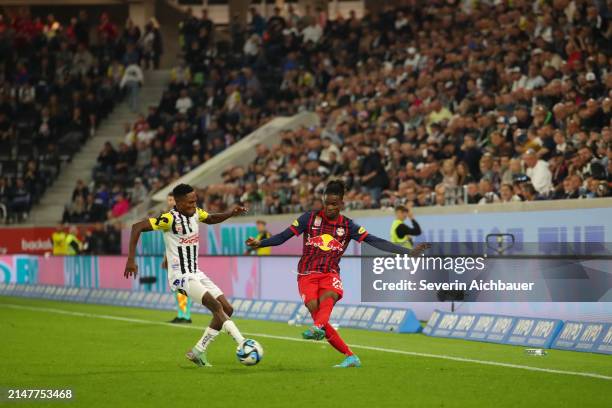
left=224, top=303, right=234, bottom=317
left=210, top=301, right=223, bottom=314
left=305, top=300, right=318, bottom=314
left=203, top=295, right=223, bottom=314
left=320, top=291, right=339, bottom=303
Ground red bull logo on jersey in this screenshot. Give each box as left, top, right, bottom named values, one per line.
left=306, top=234, right=344, bottom=252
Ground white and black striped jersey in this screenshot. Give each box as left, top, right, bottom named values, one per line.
left=149, top=207, right=209, bottom=286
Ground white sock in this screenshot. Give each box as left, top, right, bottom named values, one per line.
left=194, top=327, right=219, bottom=352
left=222, top=320, right=245, bottom=344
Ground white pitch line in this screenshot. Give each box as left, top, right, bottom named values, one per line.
left=1, top=303, right=611, bottom=381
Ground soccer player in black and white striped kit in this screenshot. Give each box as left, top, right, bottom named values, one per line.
left=124, top=184, right=249, bottom=367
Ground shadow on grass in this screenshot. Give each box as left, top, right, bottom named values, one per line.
left=178, top=363, right=320, bottom=374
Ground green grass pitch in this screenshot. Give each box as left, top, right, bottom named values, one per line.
left=1, top=296, right=611, bottom=408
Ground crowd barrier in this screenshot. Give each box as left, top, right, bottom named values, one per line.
left=3, top=280, right=610, bottom=353
left=423, top=309, right=611, bottom=355
left=0, top=283, right=422, bottom=333
left=552, top=321, right=612, bottom=354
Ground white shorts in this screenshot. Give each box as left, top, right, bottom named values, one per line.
left=171, top=270, right=223, bottom=302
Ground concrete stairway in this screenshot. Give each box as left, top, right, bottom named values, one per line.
left=156, top=0, right=183, bottom=69
left=28, top=70, right=169, bottom=225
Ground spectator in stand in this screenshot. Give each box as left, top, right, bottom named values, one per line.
left=499, top=184, right=521, bottom=203
left=249, top=7, right=266, bottom=36
left=520, top=183, right=539, bottom=202
left=82, top=223, right=107, bottom=254
left=523, top=149, right=553, bottom=196
left=554, top=175, right=583, bottom=200
left=140, top=18, right=162, bottom=70
left=72, top=179, right=89, bottom=203
left=0, top=177, right=10, bottom=221
left=120, top=62, right=144, bottom=113
left=175, top=89, right=193, bottom=115
left=359, top=143, right=388, bottom=202
left=97, top=12, right=118, bottom=42
left=10, top=179, right=31, bottom=222
left=131, top=177, right=148, bottom=204
left=111, top=192, right=130, bottom=218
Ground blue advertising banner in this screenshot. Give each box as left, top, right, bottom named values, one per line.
left=505, top=317, right=564, bottom=348
left=2, top=282, right=609, bottom=353
left=423, top=310, right=562, bottom=349
left=552, top=321, right=612, bottom=355
left=232, top=298, right=254, bottom=318
left=267, top=301, right=300, bottom=322
left=370, top=307, right=422, bottom=333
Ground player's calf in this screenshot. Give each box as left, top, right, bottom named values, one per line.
left=313, top=292, right=338, bottom=328
left=200, top=292, right=244, bottom=345
left=201, top=292, right=228, bottom=325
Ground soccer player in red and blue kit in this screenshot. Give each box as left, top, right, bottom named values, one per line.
left=246, top=180, right=430, bottom=368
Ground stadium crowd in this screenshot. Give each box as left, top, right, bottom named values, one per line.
left=79, top=0, right=610, bottom=220
left=0, top=8, right=162, bottom=223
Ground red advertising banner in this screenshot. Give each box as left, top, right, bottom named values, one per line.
left=0, top=227, right=55, bottom=255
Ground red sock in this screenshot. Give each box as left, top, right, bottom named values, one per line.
left=324, top=323, right=353, bottom=356
left=306, top=305, right=352, bottom=356
left=313, top=297, right=334, bottom=328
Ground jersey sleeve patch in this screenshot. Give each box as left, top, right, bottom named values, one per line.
left=149, top=212, right=173, bottom=232
left=197, top=208, right=209, bottom=222
left=290, top=212, right=311, bottom=236
left=348, top=219, right=369, bottom=242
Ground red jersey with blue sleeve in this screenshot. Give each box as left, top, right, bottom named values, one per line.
left=289, top=210, right=369, bottom=275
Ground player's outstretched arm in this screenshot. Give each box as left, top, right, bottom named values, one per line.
left=246, top=228, right=294, bottom=249
left=363, top=234, right=432, bottom=256
left=203, top=205, right=248, bottom=224
left=124, top=219, right=153, bottom=279
left=246, top=211, right=309, bottom=249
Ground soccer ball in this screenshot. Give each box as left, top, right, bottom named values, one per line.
left=236, top=339, right=263, bottom=366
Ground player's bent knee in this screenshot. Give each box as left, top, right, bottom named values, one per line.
left=305, top=300, right=318, bottom=314
left=216, top=295, right=233, bottom=316
left=319, top=291, right=339, bottom=303
left=222, top=303, right=234, bottom=317
left=202, top=292, right=224, bottom=313
left=226, top=305, right=234, bottom=317
left=210, top=301, right=223, bottom=314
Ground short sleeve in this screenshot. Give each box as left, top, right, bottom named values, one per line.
left=348, top=219, right=369, bottom=242
left=289, top=212, right=312, bottom=236
left=197, top=208, right=209, bottom=222
left=149, top=212, right=174, bottom=232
